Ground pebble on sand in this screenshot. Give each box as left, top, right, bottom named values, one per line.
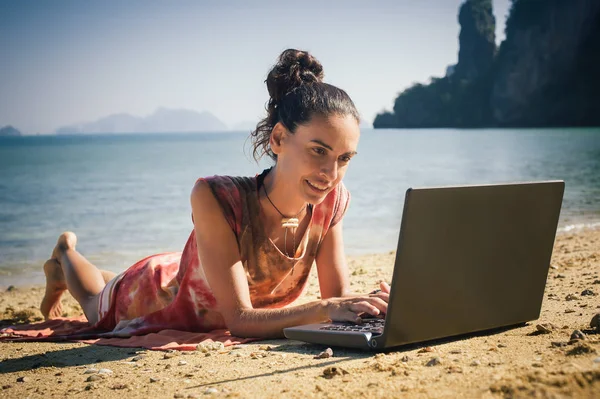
left=536, top=323, right=557, bottom=334
left=322, top=366, right=349, bottom=379
left=581, top=289, right=596, bottom=296
left=590, top=313, right=600, bottom=330
left=418, top=346, right=435, bottom=353
left=570, top=330, right=586, bottom=341
left=197, top=342, right=225, bottom=353
left=426, top=357, right=442, bottom=367
left=314, top=348, right=333, bottom=359
left=83, top=368, right=98, bottom=374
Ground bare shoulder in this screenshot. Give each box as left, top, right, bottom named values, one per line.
left=190, top=179, right=219, bottom=211
left=190, top=179, right=227, bottom=228
left=191, top=179, right=211, bottom=202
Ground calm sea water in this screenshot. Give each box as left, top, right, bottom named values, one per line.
left=1, top=128, right=599, bottom=287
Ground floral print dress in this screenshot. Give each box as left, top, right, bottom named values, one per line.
left=94, top=169, right=350, bottom=336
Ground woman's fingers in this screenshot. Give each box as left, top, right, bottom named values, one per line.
left=380, top=281, right=391, bottom=294
left=349, top=301, right=380, bottom=317
left=328, top=295, right=390, bottom=322
left=369, top=291, right=390, bottom=308
left=366, top=297, right=388, bottom=313
left=351, top=297, right=388, bottom=316
left=337, top=307, right=363, bottom=323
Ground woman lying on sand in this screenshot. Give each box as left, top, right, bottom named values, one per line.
left=40, top=48, right=390, bottom=338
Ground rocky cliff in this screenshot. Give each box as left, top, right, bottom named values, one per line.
left=491, top=0, right=600, bottom=126
left=374, top=0, right=600, bottom=128
left=455, top=0, right=496, bottom=81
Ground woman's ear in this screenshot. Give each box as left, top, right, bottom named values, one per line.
left=269, top=122, right=287, bottom=155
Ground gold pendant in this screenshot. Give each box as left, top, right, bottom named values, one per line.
left=281, top=217, right=299, bottom=228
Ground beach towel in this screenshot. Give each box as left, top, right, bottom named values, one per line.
left=0, top=317, right=256, bottom=351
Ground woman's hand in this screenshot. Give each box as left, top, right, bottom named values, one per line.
left=324, top=285, right=390, bottom=323
left=371, top=281, right=391, bottom=295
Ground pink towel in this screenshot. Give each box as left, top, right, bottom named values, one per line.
left=1, top=317, right=257, bottom=351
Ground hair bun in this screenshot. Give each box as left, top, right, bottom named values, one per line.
left=266, top=49, right=324, bottom=104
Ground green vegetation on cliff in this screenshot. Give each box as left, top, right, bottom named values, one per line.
left=374, top=0, right=600, bottom=128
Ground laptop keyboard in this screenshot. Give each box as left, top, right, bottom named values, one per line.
left=319, top=317, right=385, bottom=334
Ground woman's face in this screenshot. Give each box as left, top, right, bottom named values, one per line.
left=273, top=113, right=360, bottom=205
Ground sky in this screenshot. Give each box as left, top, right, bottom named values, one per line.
left=0, top=0, right=511, bottom=134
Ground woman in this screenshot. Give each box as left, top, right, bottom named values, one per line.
left=40, top=49, right=390, bottom=338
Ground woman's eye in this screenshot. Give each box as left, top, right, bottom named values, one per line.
left=313, top=147, right=326, bottom=155
left=340, top=156, right=351, bottom=163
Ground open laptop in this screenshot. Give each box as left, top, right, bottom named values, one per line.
left=284, top=180, right=565, bottom=350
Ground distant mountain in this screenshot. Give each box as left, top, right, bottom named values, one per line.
left=55, top=108, right=228, bottom=134
left=0, top=125, right=22, bottom=136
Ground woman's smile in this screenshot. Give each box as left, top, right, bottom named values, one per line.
left=305, top=179, right=330, bottom=192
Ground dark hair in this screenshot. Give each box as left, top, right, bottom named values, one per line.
left=250, top=49, right=360, bottom=162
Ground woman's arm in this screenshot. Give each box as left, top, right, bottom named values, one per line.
left=191, top=181, right=387, bottom=338
left=315, top=219, right=390, bottom=305
left=315, top=220, right=352, bottom=298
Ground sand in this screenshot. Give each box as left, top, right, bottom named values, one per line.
left=1, top=229, right=599, bottom=398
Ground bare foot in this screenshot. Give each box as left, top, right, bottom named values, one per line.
left=51, top=231, right=77, bottom=262
left=40, top=259, right=67, bottom=320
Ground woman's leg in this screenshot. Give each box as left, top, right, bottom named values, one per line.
left=40, top=232, right=111, bottom=324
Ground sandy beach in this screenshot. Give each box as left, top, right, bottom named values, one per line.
left=1, top=229, right=599, bottom=398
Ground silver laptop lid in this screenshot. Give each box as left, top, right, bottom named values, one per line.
left=374, top=180, right=564, bottom=349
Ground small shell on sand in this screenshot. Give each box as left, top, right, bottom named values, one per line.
left=314, top=348, right=333, bottom=359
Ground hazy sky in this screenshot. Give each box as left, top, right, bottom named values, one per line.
left=0, top=0, right=511, bottom=134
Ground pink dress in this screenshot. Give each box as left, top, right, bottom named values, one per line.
left=94, top=169, right=350, bottom=336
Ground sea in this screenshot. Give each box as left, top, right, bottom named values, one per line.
left=1, top=128, right=599, bottom=287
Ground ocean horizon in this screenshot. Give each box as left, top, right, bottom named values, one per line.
left=1, top=127, right=599, bottom=288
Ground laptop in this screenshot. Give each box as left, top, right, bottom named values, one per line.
left=284, top=180, right=565, bottom=350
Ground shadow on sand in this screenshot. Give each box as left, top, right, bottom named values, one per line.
left=0, top=344, right=140, bottom=374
